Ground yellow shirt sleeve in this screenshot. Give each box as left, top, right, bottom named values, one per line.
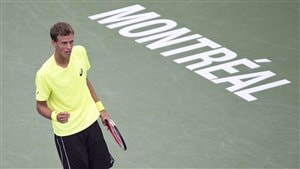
left=35, top=60, right=52, bottom=101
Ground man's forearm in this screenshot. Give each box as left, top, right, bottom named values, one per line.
left=36, top=101, right=52, bottom=120
left=87, top=78, right=100, bottom=102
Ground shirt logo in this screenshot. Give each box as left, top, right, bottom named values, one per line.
left=79, top=68, right=83, bottom=76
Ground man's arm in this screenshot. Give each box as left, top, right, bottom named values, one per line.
left=36, top=101, right=69, bottom=123
left=36, top=101, right=52, bottom=120
left=86, top=78, right=110, bottom=121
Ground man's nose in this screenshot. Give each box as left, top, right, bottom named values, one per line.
left=66, top=43, right=72, bottom=49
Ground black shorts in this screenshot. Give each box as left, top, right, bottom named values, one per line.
left=54, top=121, right=114, bottom=169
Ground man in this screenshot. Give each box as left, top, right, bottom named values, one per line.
left=35, top=22, right=114, bottom=169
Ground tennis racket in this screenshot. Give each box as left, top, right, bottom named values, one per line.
left=104, top=118, right=127, bottom=151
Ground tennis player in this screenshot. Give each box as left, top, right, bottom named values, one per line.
left=35, top=22, right=114, bottom=169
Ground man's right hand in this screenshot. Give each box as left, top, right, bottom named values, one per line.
left=57, top=112, right=70, bottom=123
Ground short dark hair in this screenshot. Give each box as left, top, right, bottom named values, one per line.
left=50, top=22, right=74, bottom=42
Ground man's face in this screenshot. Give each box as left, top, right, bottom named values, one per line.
left=52, top=34, right=74, bottom=59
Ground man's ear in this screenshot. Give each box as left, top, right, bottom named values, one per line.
left=51, top=40, right=57, bottom=47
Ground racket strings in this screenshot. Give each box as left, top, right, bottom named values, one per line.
left=105, top=119, right=127, bottom=151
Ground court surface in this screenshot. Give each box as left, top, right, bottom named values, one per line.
left=1, top=0, right=299, bottom=168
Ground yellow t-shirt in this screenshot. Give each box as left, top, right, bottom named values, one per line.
left=35, top=45, right=99, bottom=136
